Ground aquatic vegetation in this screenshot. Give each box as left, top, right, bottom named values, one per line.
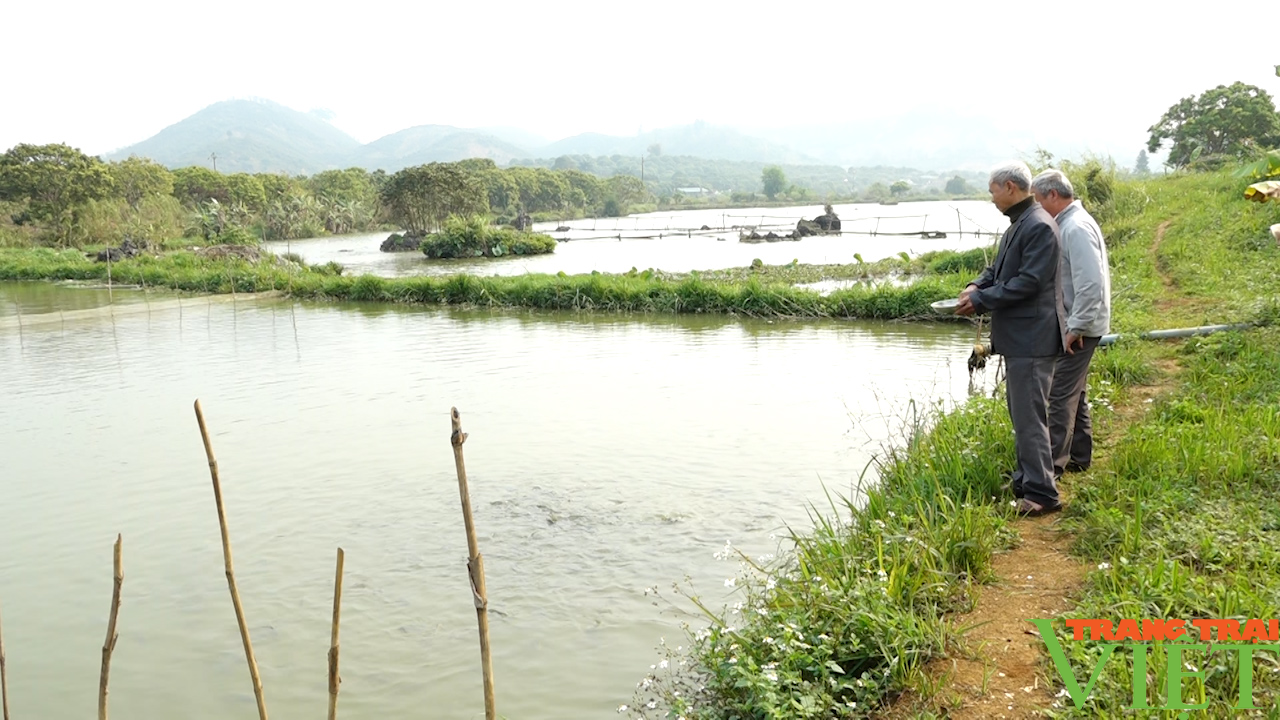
left=0, top=247, right=971, bottom=320
left=419, top=216, right=557, bottom=259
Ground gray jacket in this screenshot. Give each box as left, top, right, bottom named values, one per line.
left=1055, top=201, right=1111, bottom=338
left=969, top=198, right=1066, bottom=358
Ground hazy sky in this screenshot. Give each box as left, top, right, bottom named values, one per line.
left=3, top=0, right=1276, bottom=162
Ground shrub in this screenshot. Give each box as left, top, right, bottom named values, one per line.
left=420, top=215, right=556, bottom=259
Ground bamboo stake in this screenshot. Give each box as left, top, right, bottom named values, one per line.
left=98, top=534, right=123, bottom=720
left=1, top=598, right=10, bottom=720
left=327, top=548, right=344, bottom=720
left=193, top=399, right=269, bottom=720
left=449, top=408, right=496, bottom=720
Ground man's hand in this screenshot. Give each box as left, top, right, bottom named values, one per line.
left=1065, top=332, right=1084, bottom=354
left=956, top=286, right=978, bottom=316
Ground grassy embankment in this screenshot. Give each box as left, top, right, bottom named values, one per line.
left=0, top=241, right=990, bottom=320
left=626, top=167, right=1280, bottom=719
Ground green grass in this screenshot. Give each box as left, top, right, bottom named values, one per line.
left=1046, top=329, right=1280, bottom=718
left=420, top=215, right=557, bottom=258
left=0, top=246, right=976, bottom=320
left=631, top=397, right=1020, bottom=719
left=1034, top=169, right=1280, bottom=717
left=630, top=165, right=1280, bottom=718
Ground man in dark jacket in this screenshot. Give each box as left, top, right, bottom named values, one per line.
left=956, top=161, right=1067, bottom=516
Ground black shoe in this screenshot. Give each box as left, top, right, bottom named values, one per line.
left=1016, top=498, right=1063, bottom=517
left=1065, top=461, right=1090, bottom=473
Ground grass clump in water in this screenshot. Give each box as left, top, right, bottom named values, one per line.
left=420, top=215, right=556, bottom=258
left=0, top=245, right=969, bottom=320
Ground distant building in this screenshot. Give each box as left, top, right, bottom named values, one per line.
left=676, top=187, right=711, bottom=196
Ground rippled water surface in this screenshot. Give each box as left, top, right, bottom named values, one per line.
left=0, top=282, right=990, bottom=719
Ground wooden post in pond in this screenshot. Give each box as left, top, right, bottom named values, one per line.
left=449, top=408, right=496, bottom=720
left=98, top=534, right=123, bottom=720
left=0, top=598, right=10, bottom=720
left=194, top=399, right=269, bottom=720
left=327, top=548, right=345, bottom=720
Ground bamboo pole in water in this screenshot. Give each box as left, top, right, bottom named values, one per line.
left=193, top=399, right=269, bottom=720
left=97, top=532, right=123, bottom=717
left=327, top=548, right=345, bottom=720
left=98, top=534, right=123, bottom=720
left=1, top=599, right=10, bottom=720
left=449, top=408, right=496, bottom=720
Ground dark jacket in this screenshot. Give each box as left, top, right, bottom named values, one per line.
left=969, top=197, right=1066, bottom=358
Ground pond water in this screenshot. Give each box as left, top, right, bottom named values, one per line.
left=266, top=200, right=1007, bottom=278
left=0, top=282, right=995, bottom=719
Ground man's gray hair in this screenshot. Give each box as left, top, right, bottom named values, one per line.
left=989, top=162, right=1033, bottom=191
left=1031, top=169, right=1075, bottom=199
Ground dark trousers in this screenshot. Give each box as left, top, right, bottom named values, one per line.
left=1006, top=356, right=1058, bottom=507
left=1049, top=336, right=1101, bottom=478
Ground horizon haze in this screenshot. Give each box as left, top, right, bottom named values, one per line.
left=3, top=1, right=1277, bottom=171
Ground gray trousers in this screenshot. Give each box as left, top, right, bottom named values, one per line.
left=1006, top=356, right=1059, bottom=507
left=1049, top=336, right=1100, bottom=478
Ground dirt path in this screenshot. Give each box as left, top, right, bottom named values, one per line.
left=886, top=360, right=1179, bottom=718
left=1150, top=220, right=1190, bottom=317
left=886, top=212, right=1186, bottom=718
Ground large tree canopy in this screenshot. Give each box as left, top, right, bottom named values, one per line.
left=0, top=143, right=114, bottom=225
left=380, top=163, right=489, bottom=234
left=109, top=156, right=173, bottom=209
left=1147, top=82, right=1280, bottom=168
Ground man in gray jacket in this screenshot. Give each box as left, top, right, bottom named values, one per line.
left=957, top=161, right=1067, bottom=516
left=1032, top=169, right=1111, bottom=479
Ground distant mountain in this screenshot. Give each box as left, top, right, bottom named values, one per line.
left=536, top=122, right=822, bottom=165
left=355, top=125, right=529, bottom=171
left=106, top=98, right=361, bottom=174
left=473, top=126, right=549, bottom=150
left=108, top=98, right=1069, bottom=177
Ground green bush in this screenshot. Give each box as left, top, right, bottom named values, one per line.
left=420, top=215, right=556, bottom=259
left=922, top=247, right=990, bottom=275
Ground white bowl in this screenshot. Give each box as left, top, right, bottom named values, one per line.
left=931, top=298, right=961, bottom=314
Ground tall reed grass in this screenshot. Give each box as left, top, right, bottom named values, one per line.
left=0, top=248, right=971, bottom=320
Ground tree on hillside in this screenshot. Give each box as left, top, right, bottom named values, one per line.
left=109, top=156, right=173, bottom=209
left=890, top=179, right=911, bottom=196
left=944, top=176, right=972, bottom=195
left=0, top=143, right=114, bottom=242
left=762, top=166, right=786, bottom=200
left=1134, top=149, right=1151, bottom=176
left=1146, top=82, right=1280, bottom=168
left=380, top=162, right=488, bottom=234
